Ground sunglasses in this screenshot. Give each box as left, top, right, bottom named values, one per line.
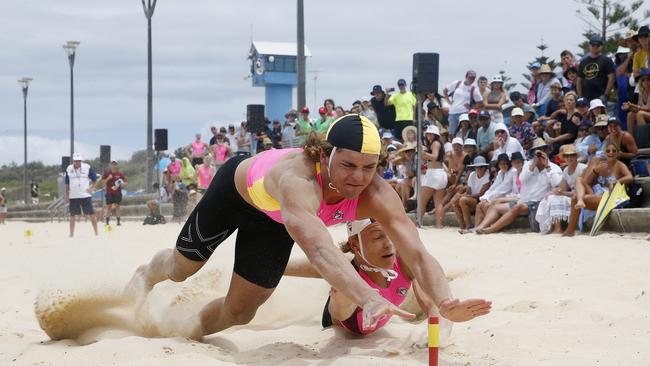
left=579, top=127, right=589, bottom=131
left=590, top=43, right=602, bottom=47
left=495, top=130, right=506, bottom=134
left=605, top=149, right=617, bottom=153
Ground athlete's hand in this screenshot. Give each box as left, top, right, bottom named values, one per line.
left=362, top=294, right=415, bottom=331
left=438, top=298, right=492, bottom=322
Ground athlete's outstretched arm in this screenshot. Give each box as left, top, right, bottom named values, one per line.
left=277, top=173, right=414, bottom=327
left=359, top=177, right=491, bottom=322
left=284, top=257, right=322, bottom=278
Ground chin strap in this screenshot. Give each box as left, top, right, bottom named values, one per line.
left=357, top=233, right=398, bottom=282
left=327, top=147, right=340, bottom=192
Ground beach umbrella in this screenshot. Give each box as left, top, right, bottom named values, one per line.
left=590, top=183, right=629, bottom=236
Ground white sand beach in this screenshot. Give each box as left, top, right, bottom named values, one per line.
left=1, top=221, right=649, bottom=365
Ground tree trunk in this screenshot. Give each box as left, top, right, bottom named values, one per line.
left=602, top=0, right=607, bottom=40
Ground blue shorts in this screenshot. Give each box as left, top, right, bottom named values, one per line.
left=69, top=197, right=94, bottom=216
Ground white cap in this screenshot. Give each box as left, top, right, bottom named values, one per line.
left=459, top=113, right=470, bottom=122
left=616, top=46, right=630, bottom=54
left=464, top=138, right=477, bottom=146
left=346, top=219, right=372, bottom=237
left=424, top=125, right=440, bottom=136
left=511, top=107, right=524, bottom=117
left=0, top=187, right=5, bottom=191
left=491, top=75, right=503, bottom=83
left=381, top=131, right=393, bottom=139
left=452, top=137, right=464, bottom=145
left=72, top=153, right=83, bottom=161
left=589, top=99, right=605, bottom=111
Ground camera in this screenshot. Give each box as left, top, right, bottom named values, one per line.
left=535, top=150, right=544, bottom=157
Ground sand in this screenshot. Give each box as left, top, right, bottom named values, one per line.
left=1, top=220, right=649, bottom=365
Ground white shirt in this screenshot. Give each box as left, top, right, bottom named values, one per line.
left=563, top=163, right=587, bottom=190
left=480, top=168, right=518, bottom=201
left=446, top=80, right=484, bottom=114
left=518, top=161, right=562, bottom=203
left=467, top=170, right=490, bottom=195
left=65, top=163, right=97, bottom=199
left=491, top=136, right=525, bottom=161
left=227, top=132, right=239, bottom=153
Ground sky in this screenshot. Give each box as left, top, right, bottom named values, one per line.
left=0, top=0, right=646, bottom=165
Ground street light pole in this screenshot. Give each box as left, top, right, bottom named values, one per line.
left=141, top=0, right=158, bottom=192
left=63, top=41, right=80, bottom=159
left=296, top=0, right=306, bottom=109
left=19, top=77, right=32, bottom=205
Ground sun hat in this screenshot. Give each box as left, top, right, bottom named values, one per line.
left=616, top=46, right=630, bottom=54
left=538, top=64, right=554, bottom=74
left=382, top=131, right=393, bottom=139
left=72, top=153, right=83, bottom=161
left=511, top=107, right=524, bottom=117
left=459, top=113, right=470, bottom=122
left=464, top=138, right=477, bottom=146
left=424, top=125, right=440, bottom=136
left=370, top=85, right=384, bottom=95
left=401, top=125, right=417, bottom=141
left=452, top=137, right=464, bottom=146
left=510, top=151, right=525, bottom=162
left=440, top=127, right=448, bottom=135
left=530, top=138, right=548, bottom=151
left=593, top=114, right=609, bottom=127
left=588, top=99, right=605, bottom=112
left=397, top=145, right=415, bottom=154
left=560, top=146, right=578, bottom=159
left=468, top=155, right=489, bottom=167
left=490, top=75, right=503, bottom=84
left=496, top=153, right=510, bottom=163
left=325, top=114, right=381, bottom=155
left=386, top=144, right=397, bottom=152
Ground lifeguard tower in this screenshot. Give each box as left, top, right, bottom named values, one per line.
left=248, top=41, right=311, bottom=122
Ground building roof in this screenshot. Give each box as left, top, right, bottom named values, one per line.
left=249, top=41, right=312, bottom=57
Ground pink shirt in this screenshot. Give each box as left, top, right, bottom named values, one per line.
left=192, top=141, right=206, bottom=156
left=197, top=165, right=213, bottom=189
left=167, top=160, right=181, bottom=176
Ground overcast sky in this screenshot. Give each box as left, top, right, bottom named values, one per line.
left=1, top=0, right=647, bottom=165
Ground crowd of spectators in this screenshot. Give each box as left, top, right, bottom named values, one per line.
left=159, top=32, right=650, bottom=234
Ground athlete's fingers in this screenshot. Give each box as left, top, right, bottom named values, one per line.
left=391, top=306, right=416, bottom=320
left=467, top=302, right=492, bottom=311
left=472, top=309, right=491, bottom=317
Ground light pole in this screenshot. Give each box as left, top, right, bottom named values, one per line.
left=18, top=77, right=32, bottom=205
left=141, top=0, right=158, bottom=192
left=63, top=40, right=80, bottom=159
left=296, top=0, right=306, bottom=109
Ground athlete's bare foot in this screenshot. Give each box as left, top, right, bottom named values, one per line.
left=122, top=265, right=155, bottom=307
left=562, top=231, right=575, bottom=237
left=575, top=200, right=586, bottom=209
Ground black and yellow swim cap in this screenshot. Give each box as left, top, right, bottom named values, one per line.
left=325, top=114, right=381, bottom=155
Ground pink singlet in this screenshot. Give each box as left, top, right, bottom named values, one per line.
left=214, top=144, right=228, bottom=162
left=192, top=141, right=206, bottom=156
left=197, top=165, right=213, bottom=189
left=245, top=148, right=358, bottom=225
left=341, top=260, right=412, bottom=335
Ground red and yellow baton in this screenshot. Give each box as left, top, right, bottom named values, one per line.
left=428, top=316, right=439, bottom=366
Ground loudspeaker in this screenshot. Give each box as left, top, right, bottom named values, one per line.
left=247, top=104, right=266, bottom=133
left=61, top=156, right=70, bottom=172
left=412, top=53, right=439, bottom=94
left=154, top=129, right=168, bottom=151
left=100, top=145, right=111, bottom=164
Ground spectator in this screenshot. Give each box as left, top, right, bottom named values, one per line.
left=370, top=85, right=396, bottom=131
left=381, top=131, right=397, bottom=148
left=508, top=108, right=536, bottom=150
left=546, top=92, right=581, bottom=153
left=171, top=177, right=188, bottom=223
left=219, top=126, right=229, bottom=144
left=574, top=120, right=595, bottom=163
left=282, top=109, right=299, bottom=148
left=614, top=46, right=632, bottom=128
left=476, top=110, right=495, bottom=159
left=101, top=161, right=128, bottom=226
left=623, top=68, right=650, bottom=131
left=444, top=70, right=483, bottom=136
left=535, top=64, right=559, bottom=116
left=588, top=98, right=607, bottom=122
left=471, top=153, right=519, bottom=233
left=563, top=66, right=578, bottom=92
left=425, top=103, right=445, bottom=130
left=30, top=182, right=39, bottom=204
left=314, top=107, right=334, bottom=136
left=323, top=98, right=337, bottom=117
left=186, top=133, right=208, bottom=166
left=195, top=155, right=215, bottom=193
left=64, top=153, right=99, bottom=237
left=394, top=146, right=417, bottom=210
left=535, top=147, right=587, bottom=234
left=420, top=125, right=447, bottom=228
left=527, top=62, right=541, bottom=105
left=467, top=110, right=481, bottom=139
left=296, top=107, right=313, bottom=143
left=401, top=125, right=418, bottom=148
left=213, top=133, right=231, bottom=170
left=208, top=126, right=219, bottom=146
left=387, top=78, right=417, bottom=142
left=604, top=117, right=638, bottom=166
left=483, top=75, right=507, bottom=124
left=0, top=187, right=7, bottom=224
left=350, top=100, right=363, bottom=115
left=422, top=91, right=450, bottom=124
left=269, top=120, right=283, bottom=148
left=577, top=34, right=615, bottom=101
left=452, top=156, right=491, bottom=233
left=334, top=106, right=346, bottom=118
left=560, top=50, right=577, bottom=73
left=359, top=99, right=378, bottom=126
left=563, top=141, right=633, bottom=236
left=179, top=157, right=196, bottom=187
left=464, top=138, right=478, bottom=162
left=477, top=76, right=489, bottom=98
left=166, top=155, right=181, bottom=178
left=542, top=80, right=564, bottom=118
left=455, top=113, right=472, bottom=140
left=226, top=124, right=239, bottom=155
left=237, top=122, right=253, bottom=157
left=492, top=122, right=525, bottom=161
left=630, top=27, right=649, bottom=127
left=146, top=182, right=170, bottom=224
left=477, top=139, right=561, bottom=234
left=509, top=91, right=538, bottom=123
left=447, top=137, right=466, bottom=188
left=262, top=136, right=274, bottom=151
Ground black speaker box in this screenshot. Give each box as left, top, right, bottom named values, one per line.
left=247, top=104, right=266, bottom=133
left=155, top=129, right=168, bottom=151
left=412, top=53, right=439, bottom=94
left=100, top=145, right=111, bottom=163
left=61, top=156, right=70, bottom=172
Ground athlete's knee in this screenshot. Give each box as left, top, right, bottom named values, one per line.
left=226, top=301, right=260, bottom=325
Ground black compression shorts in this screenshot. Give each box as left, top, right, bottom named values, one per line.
left=105, top=192, right=122, bottom=205
left=175, top=154, right=294, bottom=289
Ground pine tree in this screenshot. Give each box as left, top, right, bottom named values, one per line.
left=520, top=40, right=560, bottom=90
